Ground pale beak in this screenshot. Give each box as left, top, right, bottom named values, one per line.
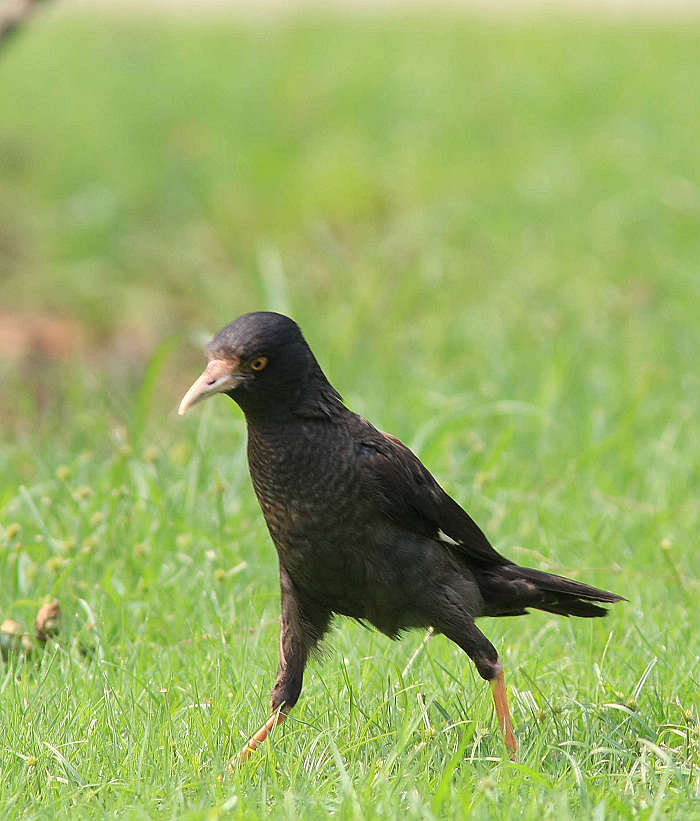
left=178, top=358, right=245, bottom=415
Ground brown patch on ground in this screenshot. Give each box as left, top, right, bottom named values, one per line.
left=0, top=313, right=86, bottom=361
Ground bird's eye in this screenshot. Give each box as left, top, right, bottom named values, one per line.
left=249, top=356, right=268, bottom=372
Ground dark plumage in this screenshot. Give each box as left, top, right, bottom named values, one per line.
left=179, top=311, right=624, bottom=760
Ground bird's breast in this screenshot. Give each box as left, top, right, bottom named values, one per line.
left=247, top=419, right=361, bottom=541
left=246, top=419, right=388, bottom=609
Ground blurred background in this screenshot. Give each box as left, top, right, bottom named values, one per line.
left=2, top=0, right=699, bottom=429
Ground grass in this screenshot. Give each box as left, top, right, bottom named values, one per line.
left=0, top=8, right=699, bottom=819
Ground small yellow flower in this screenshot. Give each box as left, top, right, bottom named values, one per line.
left=46, top=556, right=68, bottom=574
left=73, top=486, right=94, bottom=501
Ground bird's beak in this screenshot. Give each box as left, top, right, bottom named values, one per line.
left=178, top=358, right=245, bottom=415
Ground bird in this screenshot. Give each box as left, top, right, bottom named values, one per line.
left=178, top=311, right=623, bottom=761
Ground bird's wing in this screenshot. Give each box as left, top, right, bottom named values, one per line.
left=354, top=420, right=511, bottom=567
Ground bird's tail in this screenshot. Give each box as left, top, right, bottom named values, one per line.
left=476, top=564, right=625, bottom=618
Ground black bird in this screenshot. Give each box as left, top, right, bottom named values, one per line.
left=179, top=312, right=623, bottom=760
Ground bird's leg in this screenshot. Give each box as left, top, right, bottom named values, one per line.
left=237, top=706, right=289, bottom=762
left=236, top=639, right=301, bottom=764
left=439, top=617, right=517, bottom=759
left=489, top=664, right=516, bottom=759
left=236, top=569, right=329, bottom=765
left=237, top=574, right=305, bottom=764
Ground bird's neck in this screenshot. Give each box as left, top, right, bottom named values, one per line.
left=293, top=372, right=346, bottom=420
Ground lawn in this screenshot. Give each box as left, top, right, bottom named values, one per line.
left=0, top=8, right=698, bottom=819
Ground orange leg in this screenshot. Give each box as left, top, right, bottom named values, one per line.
left=233, top=571, right=331, bottom=769
left=490, top=668, right=516, bottom=759
left=235, top=708, right=289, bottom=765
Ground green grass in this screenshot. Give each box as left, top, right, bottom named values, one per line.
left=1, top=9, right=699, bottom=819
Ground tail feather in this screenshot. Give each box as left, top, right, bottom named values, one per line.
left=477, top=564, right=625, bottom=619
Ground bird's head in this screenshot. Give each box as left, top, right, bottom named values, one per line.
left=178, top=312, right=342, bottom=420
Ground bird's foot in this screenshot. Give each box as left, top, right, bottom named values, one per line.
left=232, top=708, right=288, bottom=768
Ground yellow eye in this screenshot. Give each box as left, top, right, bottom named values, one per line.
left=249, top=356, right=268, bottom=372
